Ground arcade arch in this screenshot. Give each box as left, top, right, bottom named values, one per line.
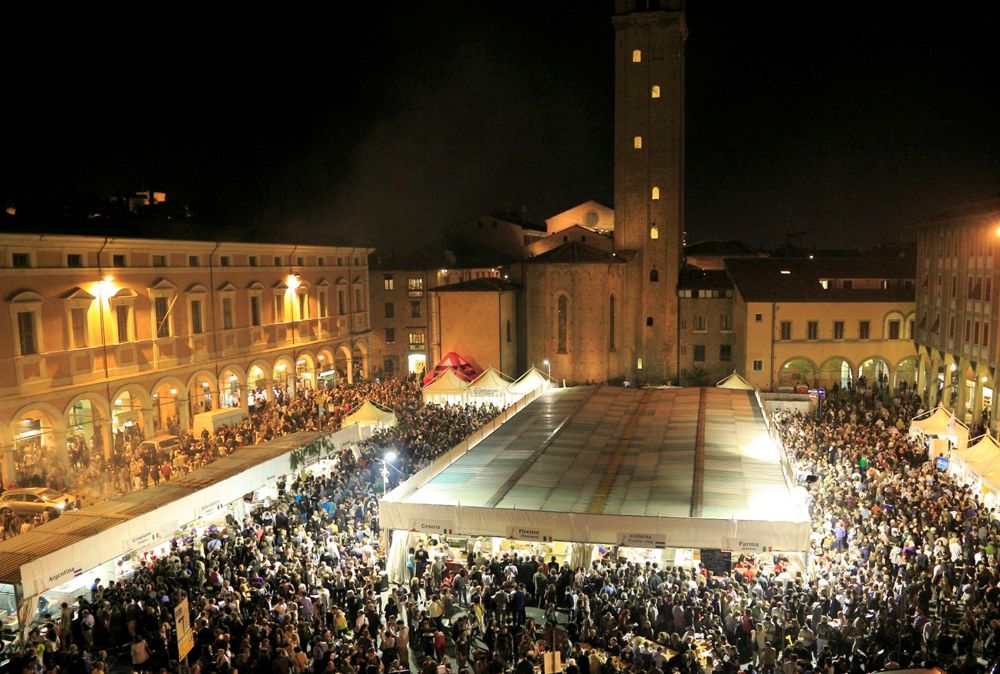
left=777, top=357, right=816, bottom=389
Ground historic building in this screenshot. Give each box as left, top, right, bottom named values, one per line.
left=0, top=233, right=371, bottom=486
left=518, top=0, right=686, bottom=384
left=726, top=257, right=917, bottom=392
left=913, top=199, right=1000, bottom=427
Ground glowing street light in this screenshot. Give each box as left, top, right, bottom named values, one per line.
left=543, top=359, right=551, bottom=383
left=380, top=450, right=398, bottom=496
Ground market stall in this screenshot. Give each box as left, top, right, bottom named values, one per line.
left=341, top=399, right=397, bottom=431
left=910, top=405, right=969, bottom=454
left=422, top=368, right=471, bottom=406
left=467, top=366, right=516, bottom=407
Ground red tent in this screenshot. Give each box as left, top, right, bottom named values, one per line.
left=423, top=351, right=482, bottom=386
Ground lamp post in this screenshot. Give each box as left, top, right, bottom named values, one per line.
left=543, top=359, right=551, bottom=385
left=380, top=450, right=397, bottom=496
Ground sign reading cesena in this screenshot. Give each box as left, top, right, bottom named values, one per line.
left=617, top=533, right=666, bottom=549
left=414, top=521, right=454, bottom=535
left=506, top=526, right=554, bottom=542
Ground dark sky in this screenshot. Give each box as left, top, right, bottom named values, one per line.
left=3, top=2, right=999, bottom=251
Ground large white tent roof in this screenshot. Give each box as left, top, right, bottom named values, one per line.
left=380, top=386, right=810, bottom=551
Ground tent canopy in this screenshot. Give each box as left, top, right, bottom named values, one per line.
left=717, top=371, right=754, bottom=390
left=509, top=366, right=550, bottom=394
left=422, top=367, right=471, bottom=403
left=467, top=367, right=514, bottom=402
left=910, top=406, right=969, bottom=449
left=954, top=433, right=1000, bottom=469
left=423, top=351, right=481, bottom=385
left=342, top=399, right=397, bottom=429
left=383, top=386, right=809, bottom=555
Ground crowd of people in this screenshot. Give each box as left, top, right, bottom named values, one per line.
left=8, top=378, right=1000, bottom=674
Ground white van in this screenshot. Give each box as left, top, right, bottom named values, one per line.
left=192, top=407, right=248, bottom=436
left=139, top=434, right=182, bottom=459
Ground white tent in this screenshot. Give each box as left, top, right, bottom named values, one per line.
left=467, top=366, right=515, bottom=406
left=952, top=433, right=1000, bottom=481
left=422, top=368, right=469, bottom=405
left=509, top=366, right=550, bottom=395
left=342, top=399, right=397, bottom=431
left=909, top=406, right=969, bottom=451
left=717, top=371, right=754, bottom=390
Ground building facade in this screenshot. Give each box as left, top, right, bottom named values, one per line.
left=677, top=268, right=735, bottom=386
left=913, top=201, right=1000, bottom=427
left=612, top=0, right=686, bottom=383
left=726, top=257, right=917, bottom=392
left=0, top=233, right=371, bottom=487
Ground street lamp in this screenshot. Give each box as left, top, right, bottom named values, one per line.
left=543, top=359, right=551, bottom=385
left=379, top=450, right=398, bottom=496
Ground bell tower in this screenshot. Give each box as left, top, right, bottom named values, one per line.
left=612, top=0, right=686, bottom=383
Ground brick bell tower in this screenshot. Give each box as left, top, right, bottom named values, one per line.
left=612, top=0, right=686, bottom=383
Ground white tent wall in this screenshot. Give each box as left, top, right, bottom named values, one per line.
left=387, top=530, right=410, bottom=585
left=18, top=424, right=367, bottom=599
left=378, top=501, right=811, bottom=552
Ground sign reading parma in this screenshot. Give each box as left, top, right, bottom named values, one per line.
left=506, top=526, right=554, bottom=542
left=617, top=532, right=666, bottom=549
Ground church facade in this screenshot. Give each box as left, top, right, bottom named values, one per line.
left=521, top=0, right=687, bottom=384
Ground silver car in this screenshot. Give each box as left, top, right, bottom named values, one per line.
left=0, top=488, right=78, bottom=518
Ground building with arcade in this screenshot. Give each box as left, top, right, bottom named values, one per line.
left=0, top=233, right=372, bottom=488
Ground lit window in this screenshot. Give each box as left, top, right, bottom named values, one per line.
left=633, top=136, right=643, bottom=149
left=632, top=49, right=642, bottom=63
left=384, top=275, right=394, bottom=291
left=651, top=186, right=660, bottom=200
left=651, top=85, right=661, bottom=98
left=650, top=225, right=659, bottom=240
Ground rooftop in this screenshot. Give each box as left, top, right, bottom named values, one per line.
left=726, top=257, right=916, bottom=302
left=381, top=386, right=809, bottom=551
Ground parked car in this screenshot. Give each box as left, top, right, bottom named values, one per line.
left=0, top=487, right=79, bottom=518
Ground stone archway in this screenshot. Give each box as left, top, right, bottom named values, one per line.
left=777, top=357, right=816, bottom=389
left=895, top=356, right=919, bottom=392
left=152, top=376, right=187, bottom=434
left=858, top=357, right=891, bottom=391
left=296, top=353, right=316, bottom=391
left=335, top=344, right=352, bottom=384
left=64, top=394, right=111, bottom=464
left=7, top=403, right=67, bottom=489
left=352, top=340, right=369, bottom=381
left=187, top=370, right=218, bottom=417
left=817, top=357, right=853, bottom=391
left=317, top=348, right=336, bottom=388
left=219, top=364, right=248, bottom=410
left=273, top=355, right=296, bottom=397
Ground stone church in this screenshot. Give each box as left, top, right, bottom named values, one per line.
left=518, top=0, right=686, bottom=384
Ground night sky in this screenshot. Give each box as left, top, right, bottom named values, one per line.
left=2, top=2, right=999, bottom=251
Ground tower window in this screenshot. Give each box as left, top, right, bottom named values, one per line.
left=650, top=225, right=659, bottom=240
left=651, top=186, right=660, bottom=200
left=646, top=316, right=654, bottom=327
left=651, top=85, right=661, bottom=99
left=650, top=268, right=659, bottom=283
left=633, top=136, right=643, bottom=149
left=557, top=295, right=569, bottom=353
left=632, top=49, right=642, bottom=63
